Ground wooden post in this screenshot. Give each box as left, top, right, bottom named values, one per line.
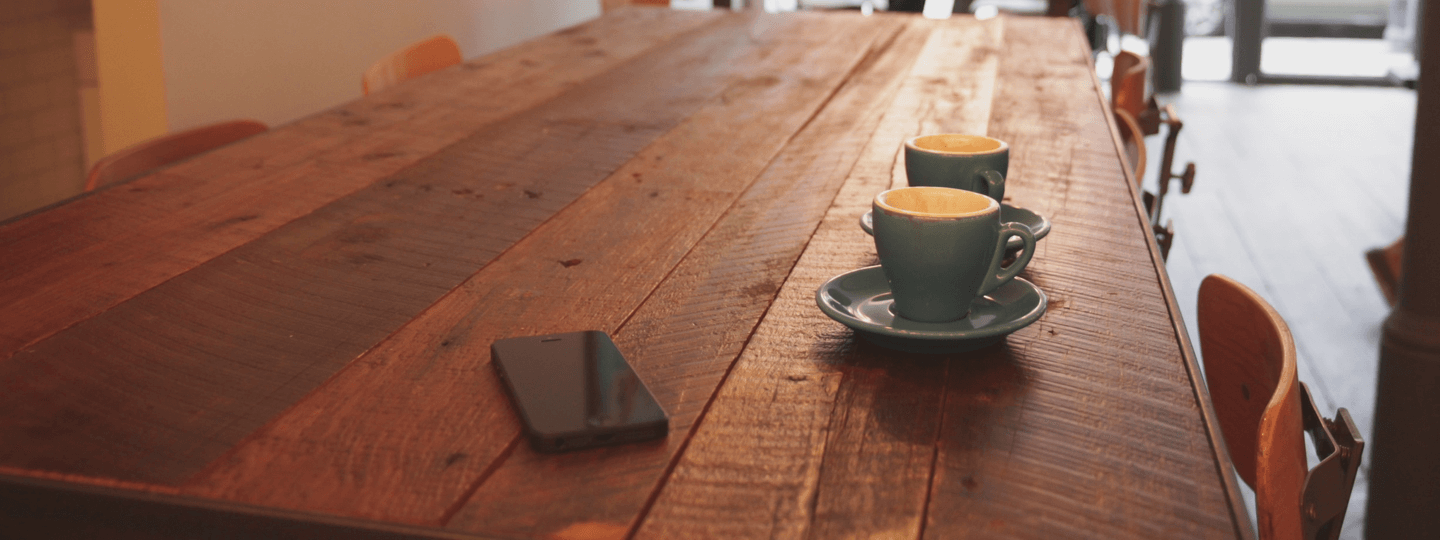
left=1365, top=0, right=1440, bottom=536
left=1046, top=0, right=1071, bottom=17
left=1230, top=0, right=1263, bottom=83
left=1150, top=0, right=1185, bottom=93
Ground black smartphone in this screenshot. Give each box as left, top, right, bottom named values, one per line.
left=491, top=331, right=668, bottom=452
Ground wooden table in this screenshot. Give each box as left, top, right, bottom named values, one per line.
left=0, top=8, right=1253, bottom=539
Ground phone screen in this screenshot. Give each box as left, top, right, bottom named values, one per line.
left=491, top=331, right=668, bottom=452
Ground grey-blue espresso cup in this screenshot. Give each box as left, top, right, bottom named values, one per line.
left=872, top=187, right=1035, bottom=323
left=903, top=134, right=1009, bottom=202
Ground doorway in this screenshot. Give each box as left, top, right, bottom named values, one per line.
left=1200, top=0, right=1419, bottom=84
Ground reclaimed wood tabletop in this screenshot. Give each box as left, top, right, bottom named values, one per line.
left=0, top=7, right=1254, bottom=539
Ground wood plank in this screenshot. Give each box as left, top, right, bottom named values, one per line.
left=0, top=10, right=777, bottom=486
left=631, top=17, right=1004, bottom=540
left=921, top=16, right=1238, bottom=539
left=805, top=18, right=1008, bottom=540
left=0, top=7, right=721, bottom=360
left=443, top=15, right=928, bottom=540
left=178, top=11, right=897, bottom=526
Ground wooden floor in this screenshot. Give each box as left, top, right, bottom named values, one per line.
left=1147, top=81, right=1415, bottom=539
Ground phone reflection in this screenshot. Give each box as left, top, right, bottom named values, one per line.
left=584, top=330, right=643, bottom=428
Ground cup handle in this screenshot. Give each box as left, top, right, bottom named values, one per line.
left=978, top=169, right=1006, bottom=202
left=978, top=222, right=1036, bottom=297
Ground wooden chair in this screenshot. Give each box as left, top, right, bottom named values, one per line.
left=1198, top=275, right=1364, bottom=540
left=1110, top=50, right=1195, bottom=256
left=1111, top=50, right=1151, bottom=127
left=362, top=34, right=462, bottom=95
left=1111, top=53, right=1153, bottom=207
left=1365, top=236, right=1404, bottom=306
left=84, top=120, right=268, bottom=192
left=1116, top=104, right=1181, bottom=260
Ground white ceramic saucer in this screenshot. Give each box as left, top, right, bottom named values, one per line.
left=860, top=204, right=1051, bottom=250
left=815, top=266, right=1047, bottom=354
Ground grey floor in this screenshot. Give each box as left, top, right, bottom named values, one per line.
left=1146, top=81, right=1415, bottom=539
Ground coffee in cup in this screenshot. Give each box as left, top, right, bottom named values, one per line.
left=904, top=134, right=1009, bottom=202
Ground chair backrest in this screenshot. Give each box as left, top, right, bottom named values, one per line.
left=1200, top=275, right=1366, bottom=540
left=362, top=34, right=463, bottom=95
left=85, top=120, right=268, bottom=192
left=1198, top=275, right=1308, bottom=539
left=1114, top=108, right=1147, bottom=185
left=1111, top=50, right=1149, bottom=121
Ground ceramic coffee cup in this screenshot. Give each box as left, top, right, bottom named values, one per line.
left=872, top=187, right=1035, bottom=323
left=904, top=134, right=1009, bottom=202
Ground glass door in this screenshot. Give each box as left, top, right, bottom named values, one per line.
left=1227, top=0, right=1417, bottom=84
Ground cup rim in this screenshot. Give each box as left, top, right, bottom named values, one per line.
left=874, top=187, right=998, bottom=218
left=905, top=134, right=1009, bottom=156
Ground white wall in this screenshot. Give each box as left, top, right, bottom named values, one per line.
left=157, top=0, right=601, bottom=131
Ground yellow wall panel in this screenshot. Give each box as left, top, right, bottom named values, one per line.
left=94, top=0, right=168, bottom=155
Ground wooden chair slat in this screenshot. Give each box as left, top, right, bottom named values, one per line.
left=362, top=34, right=463, bottom=95
left=85, top=120, right=268, bottom=192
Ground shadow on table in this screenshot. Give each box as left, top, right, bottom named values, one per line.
left=816, top=332, right=1033, bottom=450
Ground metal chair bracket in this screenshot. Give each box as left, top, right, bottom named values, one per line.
left=1153, top=219, right=1174, bottom=260
left=1147, top=101, right=1195, bottom=228
left=1298, top=382, right=1365, bottom=540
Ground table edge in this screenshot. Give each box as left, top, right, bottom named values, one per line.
left=1074, top=17, right=1257, bottom=540
left=0, top=472, right=482, bottom=539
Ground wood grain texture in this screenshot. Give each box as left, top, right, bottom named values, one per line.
left=632, top=17, right=1005, bottom=540
left=0, top=9, right=765, bottom=486
left=922, top=16, right=1238, bottom=538
left=445, top=15, right=928, bottom=540
left=0, top=7, right=719, bottom=360
left=179, top=11, right=896, bottom=526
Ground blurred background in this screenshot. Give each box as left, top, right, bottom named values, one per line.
left=0, top=0, right=601, bottom=222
